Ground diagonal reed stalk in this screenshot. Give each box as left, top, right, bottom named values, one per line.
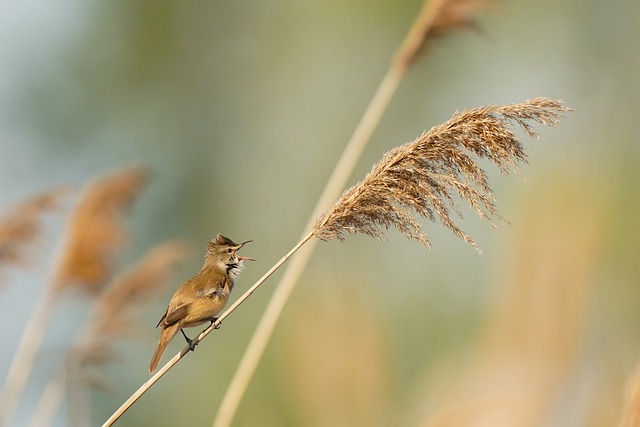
left=102, top=96, right=568, bottom=426
left=0, top=165, right=147, bottom=427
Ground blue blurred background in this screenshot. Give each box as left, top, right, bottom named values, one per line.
left=1, top=0, right=639, bottom=426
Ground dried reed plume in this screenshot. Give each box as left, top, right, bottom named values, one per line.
left=53, top=164, right=149, bottom=293
left=397, top=0, right=495, bottom=70
left=0, top=165, right=149, bottom=427
left=429, top=0, right=495, bottom=38
left=314, top=98, right=569, bottom=251
left=0, top=188, right=68, bottom=280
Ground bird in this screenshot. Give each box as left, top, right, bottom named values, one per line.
left=149, top=234, right=254, bottom=373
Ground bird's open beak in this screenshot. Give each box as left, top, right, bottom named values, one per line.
left=236, top=240, right=256, bottom=261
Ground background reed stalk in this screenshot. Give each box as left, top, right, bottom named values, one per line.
left=0, top=292, right=58, bottom=426
left=0, top=189, right=66, bottom=426
left=0, top=166, right=147, bottom=427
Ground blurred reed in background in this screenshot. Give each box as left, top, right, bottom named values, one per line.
left=0, top=166, right=186, bottom=427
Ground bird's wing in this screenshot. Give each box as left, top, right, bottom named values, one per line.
left=155, top=308, right=168, bottom=328
left=163, top=302, right=191, bottom=326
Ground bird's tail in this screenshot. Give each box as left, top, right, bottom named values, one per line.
left=149, top=324, right=179, bottom=374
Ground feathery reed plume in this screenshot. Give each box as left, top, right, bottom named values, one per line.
left=53, top=164, right=149, bottom=293
left=0, top=165, right=149, bottom=427
left=429, top=0, right=494, bottom=38
left=396, top=0, right=495, bottom=70
left=27, top=242, right=187, bottom=427
left=314, top=98, right=569, bottom=251
left=0, top=188, right=68, bottom=281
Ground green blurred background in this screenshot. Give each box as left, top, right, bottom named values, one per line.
left=1, top=0, right=639, bottom=426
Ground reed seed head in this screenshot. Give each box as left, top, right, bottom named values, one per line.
left=53, top=164, right=149, bottom=293
left=400, top=0, right=496, bottom=69
left=313, top=98, right=570, bottom=252
left=0, top=188, right=68, bottom=281
left=429, top=0, right=496, bottom=38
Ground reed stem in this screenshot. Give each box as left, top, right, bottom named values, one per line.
left=0, top=291, right=57, bottom=426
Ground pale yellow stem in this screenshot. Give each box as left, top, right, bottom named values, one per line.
left=0, top=290, right=57, bottom=427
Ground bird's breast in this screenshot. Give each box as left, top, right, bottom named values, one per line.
left=182, top=294, right=229, bottom=327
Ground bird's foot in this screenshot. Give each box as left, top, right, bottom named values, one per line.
left=209, top=317, right=221, bottom=330
left=180, top=329, right=198, bottom=352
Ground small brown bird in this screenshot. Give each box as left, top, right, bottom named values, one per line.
left=149, top=234, right=254, bottom=373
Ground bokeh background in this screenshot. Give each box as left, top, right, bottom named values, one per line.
left=1, top=0, right=639, bottom=426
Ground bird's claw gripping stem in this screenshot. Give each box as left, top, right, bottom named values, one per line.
left=180, top=329, right=198, bottom=352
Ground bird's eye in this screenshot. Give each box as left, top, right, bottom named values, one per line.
left=227, top=248, right=233, bottom=253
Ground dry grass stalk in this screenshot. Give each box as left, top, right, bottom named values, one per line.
left=53, top=164, right=149, bottom=293
left=314, top=98, right=569, bottom=251
left=0, top=188, right=68, bottom=280
left=27, top=242, right=187, bottom=427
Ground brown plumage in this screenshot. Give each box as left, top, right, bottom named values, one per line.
left=149, top=235, right=254, bottom=373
